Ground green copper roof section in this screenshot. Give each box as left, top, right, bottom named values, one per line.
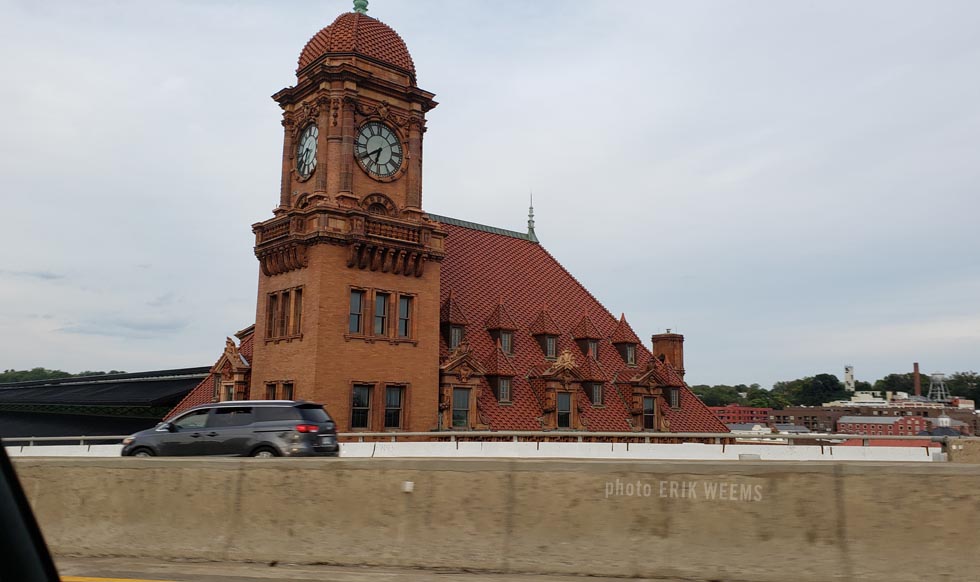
left=427, top=213, right=539, bottom=243
left=353, top=0, right=368, bottom=14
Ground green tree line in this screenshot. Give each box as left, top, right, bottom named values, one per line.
left=691, top=371, right=980, bottom=410
left=0, top=368, right=127, bottom=383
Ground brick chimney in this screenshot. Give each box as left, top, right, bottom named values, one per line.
left=913, top=362, right=921, bottom=397
left=651, top=330, right=685, bottom=379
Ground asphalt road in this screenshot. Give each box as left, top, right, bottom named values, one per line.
left=56, top=557, right=682, bottom=582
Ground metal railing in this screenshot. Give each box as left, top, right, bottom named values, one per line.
left=2, top=431, right=972, bottom=447
left=2, top=435, right=131, bottom=446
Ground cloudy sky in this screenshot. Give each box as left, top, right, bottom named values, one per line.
left=1, top=0, right=978, bottom=388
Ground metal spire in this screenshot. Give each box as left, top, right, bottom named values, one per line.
left=527, top=191, right=538, bottom=243
left=353, top=0, right=368, bottom=14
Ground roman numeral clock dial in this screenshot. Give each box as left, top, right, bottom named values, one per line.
left=355, top=121, right=403, bottom=179
left=296, top=123, right=318, bottom=180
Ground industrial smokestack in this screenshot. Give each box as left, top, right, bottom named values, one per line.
left=913, top=362, right=921, bottom=397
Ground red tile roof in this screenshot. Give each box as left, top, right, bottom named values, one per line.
left=484, top=301, right=518, bottom=331
left=440, top=290, right=469, bottom=325
left=528, top=308, right=561, bottom=336
left=434, top=216, right=727, bottom=433
left=482, top=342, right=517, bottom=377
left=577, top=351, right=609, bottom=382
left=610, top=313, right=642, bottom=345
left=164, top=333, right=255, bottom=420
left=297, top=12, right=416, bottom=78
left=570, top=313, right=601, bottom=339
left=165, top=374, right=213, bottom=420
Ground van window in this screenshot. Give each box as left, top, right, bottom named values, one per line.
left=207, top=407, right=254, bottom=428
left=172, top=409, right=209, bottom=430
left=298, top=405, right=330, bottom=423
left=254, top=406, right=302, bottom=422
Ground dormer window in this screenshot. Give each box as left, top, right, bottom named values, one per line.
left=586, top=382, right=603, bottom=406
left=669, top=387, right=681, bottom=409
left=449, top=325, right=464, bottom=349
left=588, top=339, right=599, bottom=360
left=643, top=396, right=657, bottom=430
left=489, top=329, right=515, bottom=355
left=544, top=335, right=557, bottom=359
left=496, top=377, right=512, bottom=403
left=625, top=344, right=636, bottom=365
left=556, top=392, right=572, bottom=428
left=501, top=331, right=514, bottom=355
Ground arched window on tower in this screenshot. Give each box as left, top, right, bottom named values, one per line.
left=367, top=203, right=388, bottom=216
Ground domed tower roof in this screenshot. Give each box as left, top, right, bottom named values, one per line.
left=297, top=11, right=416, bottom=80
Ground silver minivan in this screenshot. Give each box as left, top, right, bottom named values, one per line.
left=121, top=400, right=339, bottom=458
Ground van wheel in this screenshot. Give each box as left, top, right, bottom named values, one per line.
left=131, top=448, right=155, bottom=457
left=251, top=447, right=279, bottom=458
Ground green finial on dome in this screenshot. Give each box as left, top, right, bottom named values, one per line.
left=353, top=0, right=368, bottom=14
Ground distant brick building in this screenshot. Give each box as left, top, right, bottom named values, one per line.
left=166, top=4, right=726, bottom=436
left=773, top=405, right=977, bottom=435
left=836, top=416, right=928, bottom=436
left=709, top=404, right=773, bottom=425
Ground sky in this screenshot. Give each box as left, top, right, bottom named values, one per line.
left=0, top=0, right=978, bottom=389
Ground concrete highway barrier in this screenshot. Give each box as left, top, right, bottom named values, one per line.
left=14, top=458, right=980, bottom=582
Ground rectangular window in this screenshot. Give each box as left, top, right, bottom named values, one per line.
left=279, top=291, right=291, bottom=338
left=556, top=392, right=572, bottom=428
left=501, top=331, right=513, bottom=355
left=589, top=383, right=603, bottom=406
left=545, top=335, right=557, bottom=358
left=670, top=387, right=681, bottom=408
left=398, top=296, right=412, bottom=338
left=625, top=344, right=636, bottom=365
left=497, top=377, right=511, bottom=403
left=292, top=288, right=303, bottom=335
left=266, top=294, right=278, bottom=339
left=384, top=386, right=404, bottom=429
left=374, top=292, right=389, bottom=335
left=450, top=325, right=464, bottom=349
left=351, top=384, right=372, bottom=429
left=223, top=383, right=234, bottom=402
left=643, top=396, right=656, bottom=430
left=349, top=290, right=365, bottom=333
left=281, top=382, right=294, bottom=400
left=588, top=339, right=599, bottom=359
left=452, top=388, right=470, bottom=428
left=265, top=383, right=277, bottom=400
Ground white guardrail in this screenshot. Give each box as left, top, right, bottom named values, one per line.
left=1, top=432, right=962, bottom=462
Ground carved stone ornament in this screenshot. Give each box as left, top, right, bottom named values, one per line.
left=361, top=193, right=398, bottom=216
left=331, top=98, right=341, bottom=127
left=458, top=364, right=472, bottom=383
left=301, top=100, right=319, bottom=123
left=552, top=350, right=577, bottom=373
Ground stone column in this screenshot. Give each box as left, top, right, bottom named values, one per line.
left=279, top=113, right=296, bottom=208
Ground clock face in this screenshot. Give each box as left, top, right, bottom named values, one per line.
left=296, top=124, right=318, bottom=180
left=355, top=121, right=403, bottom=179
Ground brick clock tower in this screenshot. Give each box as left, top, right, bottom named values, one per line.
left=249, top=2, right=444, bottom=432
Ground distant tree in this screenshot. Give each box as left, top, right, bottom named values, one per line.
left=689, top=384, right=743, bottom=407
left=0, top=368, right=125, bottom=383
left=873, top=373, right=921, bottom=394
left=799, top=374, right=847, bottom=406
left=744, top=386, right=789, bottom=409
left=946, top=371, right=980, bottom=404
left=770, top=374, right=847, bottom=406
